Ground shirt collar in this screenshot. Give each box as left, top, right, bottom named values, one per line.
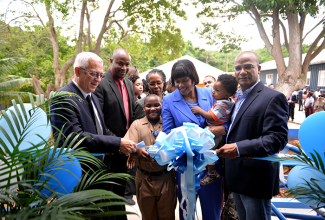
left=111, top=68, right=124, bottom=82
left=141, top=116, right=163, bottom=126
left=72, top=79, right=91, bottom=99
left=234, top=80, right=260, bottom=99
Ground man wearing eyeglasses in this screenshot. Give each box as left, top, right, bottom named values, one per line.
left=217, top=51, right=288, bottom=220
left=50, top=52, right=137, bottom=212
left=94, top=48, right=137, bottom=220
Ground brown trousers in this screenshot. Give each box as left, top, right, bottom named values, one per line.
left=136, top=169, right=177, bottom=220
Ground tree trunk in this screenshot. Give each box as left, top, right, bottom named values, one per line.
left=45, top=83, right=56, bottom=99
left=30, top=75, right=44, bottom=95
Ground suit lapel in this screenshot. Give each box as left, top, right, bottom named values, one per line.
left=172, top=87, right=200, bottom=124
left=106, top=70, right=126, bottom=118
left=196, top=87, right=211, bottom=124
left=67, top=81, right=93, bottom=119
left=229, top=82, right=263, bottom=134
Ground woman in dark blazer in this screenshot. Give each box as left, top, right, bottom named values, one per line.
left=162, top=59, right=227, bottom=220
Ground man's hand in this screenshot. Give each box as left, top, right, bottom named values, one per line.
left=191, top=106, right=202, bottom=114
left=120, top=138, right=137, bottom=155
left=206, top=125, right=226, bottom=138
left=137, top=148, right=154, bottom=163
left=127, top=155, right=135, bottom=169
left=216, top=143, right=238, bottom=159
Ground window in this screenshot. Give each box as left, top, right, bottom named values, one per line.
left=318, top=70, right=325, bottom=86
left=306, top=71, right=311, bottom=86
left=266, top=74, right=273, bottom=86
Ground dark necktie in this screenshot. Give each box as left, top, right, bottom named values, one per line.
left=86, top=95, right=96, bottom=124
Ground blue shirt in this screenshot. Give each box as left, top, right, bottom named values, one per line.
left=185, top=100, right=201, bottom=123
left=227, top=80, right=260, bottom=156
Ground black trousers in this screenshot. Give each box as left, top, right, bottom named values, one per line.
left=106, top=154, right=128, bottom=220
left=298, top=100, right=303, bottom=110
left=288, top=103, right=295, bottom=120
left=125, top=165, right=137, bottom=199
left=305, top=107, right=313, bottom=118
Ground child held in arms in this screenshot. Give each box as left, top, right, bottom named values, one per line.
left=191, top=74, right=237, bottom=185
left=124, top=94, right=177, bottom=220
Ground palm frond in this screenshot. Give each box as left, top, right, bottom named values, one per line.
left=0, top=92, right=136, bottom=219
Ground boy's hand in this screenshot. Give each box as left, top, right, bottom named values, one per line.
left=127, top=155, right=136, bottom=169
left=138, top=148, right=154, bottom=163
left=191, top=106, right=202, bottom=114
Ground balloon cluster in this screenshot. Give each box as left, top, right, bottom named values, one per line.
left=0, top=103, right=81, bottom=198
left=287, top=111, right=325, bottom=207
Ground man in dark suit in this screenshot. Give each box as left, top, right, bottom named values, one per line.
left=50, top=52, right=137, bottom=219
left=217, top=51, right=288, bottom=220
left=93, top=48, right=136, bottom=220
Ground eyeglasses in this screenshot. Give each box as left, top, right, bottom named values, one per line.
left=80, top=67, right=105, bottom=79
left=149, top=82, right=163, bottom=87
left=234, top=64, right=254, bottom=72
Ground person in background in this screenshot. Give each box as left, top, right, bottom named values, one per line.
left=217, top=51, right=288, bottom=220
left=269, top=82, right=274, bottom=89
left=126, top=65, right=139, bottom=78
left=304, top=91, right=315, bottom=118
left=303, top=86, right=308, bottom=93
left=288, top=92, right=296, bottom=121
left=128, top=74, right=143, bottom=101
left=125, top=95, right=177, bottom=220
left=310, top=89, right=317, bottom=102
left=162, top=59, right=227, bottom=220
left=315, top=88, right=321, bottom=97
left=134, top=69, right=167, bottom=120
left=191, top=74, right=237, bottom=185
left=140, top=79, right=149, bottom=98
left=93, top=48, right=136, bottom=220
left=298, top=89, right=303, bottom=111
left=203, top=75, right=216, bottom=88
left=167, top=77, right=177, bottom=93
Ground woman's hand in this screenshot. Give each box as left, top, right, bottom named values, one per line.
left=206, top=125, right=226, bottom=138
left=127, top=155, right=136, bottom=169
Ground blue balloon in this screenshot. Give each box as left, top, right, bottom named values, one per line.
left=0, top=103, right=51, bottom=152
left=298, top=111, right=325, bottom=159
left=40, top=148, right=82, bottom=197
left=287, top=165, right=325, bottom=207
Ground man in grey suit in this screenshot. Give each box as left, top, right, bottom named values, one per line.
left=94, top=48, right=136, bottom=220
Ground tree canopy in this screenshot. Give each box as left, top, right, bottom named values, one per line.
left=193, top=0, right=325, bottom=96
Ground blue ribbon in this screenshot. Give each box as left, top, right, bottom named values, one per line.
left=136, top=123, right=219, bottom=219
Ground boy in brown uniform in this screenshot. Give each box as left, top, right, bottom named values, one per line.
left=125, top=95, right=177, bottom=220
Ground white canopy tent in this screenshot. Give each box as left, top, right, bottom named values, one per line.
left=139, top=55, right=225, bottom=84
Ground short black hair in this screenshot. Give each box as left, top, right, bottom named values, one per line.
left=217, top=74, right=238, bottom=96
left=142, top=79, right=149, bottom=93
left=146, top=69, right=167, bottom=93
left=128, top=74, right=140, bottom=84
left=144, top=94, right=162, bottom=105
left=171, top=59, right=199, bottom=85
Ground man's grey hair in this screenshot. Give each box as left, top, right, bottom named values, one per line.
left=74, top=52, right=103, bottom=75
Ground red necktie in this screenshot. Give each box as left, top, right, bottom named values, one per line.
left=120, top=80, right=130, bottom=129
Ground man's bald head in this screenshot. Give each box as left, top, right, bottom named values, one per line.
left=112, top=48, right=131, bottom=60
left=110, top=48, right=131, bottom=79
left=235, top=51, right=259, bottom=65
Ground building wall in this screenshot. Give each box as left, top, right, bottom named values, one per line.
left=308, top=62, right=325, bottom=91
left=259, top=69, right=278, bottom=86
left=260, top=62, right=325, bottom=90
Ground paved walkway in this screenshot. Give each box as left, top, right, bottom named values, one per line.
left=126, top=104, right=319, bottom=220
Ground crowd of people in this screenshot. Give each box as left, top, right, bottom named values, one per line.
left=50, top=49, right=291, bottom=220
left=286, top=86, right=325, bottom=121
